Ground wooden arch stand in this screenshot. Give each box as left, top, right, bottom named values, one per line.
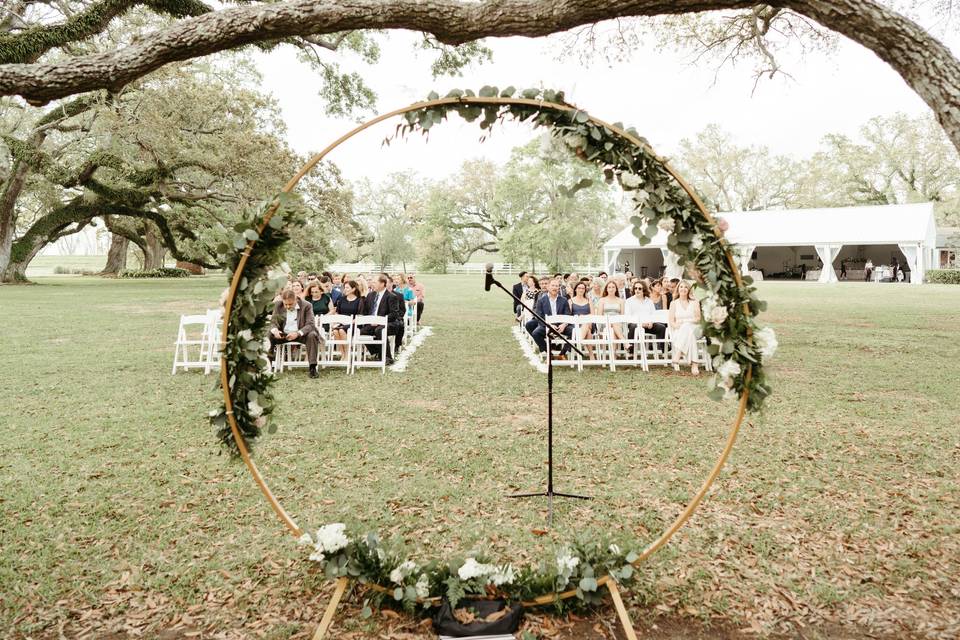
left=219, top=95, right=753, bottom=640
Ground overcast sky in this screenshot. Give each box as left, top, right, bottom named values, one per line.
left=254, top=21, right=957, bottom=187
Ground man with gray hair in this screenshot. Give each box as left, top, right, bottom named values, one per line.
left=270, top=289, right=321, bottom=378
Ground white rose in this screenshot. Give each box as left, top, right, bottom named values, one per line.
left=657, top=218, right=674, bottom=232
left=314, top=523, right=349, bottom=554
left=390, top=560, right=417, bottom=585
left=620, top=172, right=642, bottom=189
left=709, top=305, right=728, bottom=327
left=690, top=235, right=703, bottom=251
left=254, top=416, right=267, bottom=429
left=717, top=359, right=741, bottom=382
left=633, top=189, right=650, bottom=204
left=755, top=326, right=778, bottom=358
left=247, top=399, right=263, bottom=418
left=238, top=329, right=254, bottom=342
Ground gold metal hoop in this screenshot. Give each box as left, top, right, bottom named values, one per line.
left=218, top=96, right=751, bottom=607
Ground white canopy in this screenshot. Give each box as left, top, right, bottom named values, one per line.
left=602, top=202, right=939, bottom=284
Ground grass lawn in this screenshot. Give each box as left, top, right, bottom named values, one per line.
left=1, top=275, right=958, bottom=639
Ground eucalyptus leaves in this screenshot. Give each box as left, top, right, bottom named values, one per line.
left=209, top=193, right=305, bottom=455
left=299, top=523, right=639, bottom=611
left=394, top=87, right=774, bottom=411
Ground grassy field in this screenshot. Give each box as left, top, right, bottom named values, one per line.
left=1, top=275, right=959, bottom=639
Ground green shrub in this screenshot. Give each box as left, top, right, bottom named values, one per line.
left=53, top=265, right=98, bottom=275
left=119, top=267, right=191, bottom=279
left=926, top=269, right=960, bottom=284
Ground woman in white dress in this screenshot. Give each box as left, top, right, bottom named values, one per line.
left=668, top=280, right=702, bottom=375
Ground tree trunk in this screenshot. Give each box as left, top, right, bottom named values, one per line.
left=0, top=234, right=44, bottom=283
left=101, top=233, right=129, bottom=275
left=142, top=224, right=166, bottom=270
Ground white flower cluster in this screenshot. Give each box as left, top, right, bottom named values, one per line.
left=390, top=560, right=418, bottom=585
left=715, top=358, right=742, bottom=400
left=619, top=172, right=643, bottom=189
left=633, top=189, right=650, bottom=205
left=456, top=558, right=517, bottom=587
left=556, top=549, right=580, bottom=574
left=415, top=573, right=430, bottom=599
left=657, top=218, right=674, bottom=233
left=304, top=523, right=350, bottom=563
left=700, top=295, right=729, bottom=328
left=754, top=326, right=778, bottom=358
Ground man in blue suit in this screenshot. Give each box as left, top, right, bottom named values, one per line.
left=525, top=279, right=573, bottom=356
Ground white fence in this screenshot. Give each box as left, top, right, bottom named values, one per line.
left=327, top=262, right=603, bottom=275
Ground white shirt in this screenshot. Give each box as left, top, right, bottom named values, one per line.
left=283, top=304, right=299, bottom=333
left=547, top=294, right=559, bottom=316
left=373, top=291, right=384, bottom=313
left=625, top=296, right=655, bottom=319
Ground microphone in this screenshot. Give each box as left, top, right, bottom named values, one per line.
left=484, top=262, right=495, bottom=292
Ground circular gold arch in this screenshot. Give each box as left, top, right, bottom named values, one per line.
left=218, top=96, right=752, bottom=607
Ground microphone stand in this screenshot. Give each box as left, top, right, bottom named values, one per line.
left=485, top=270, right=591, bottom=526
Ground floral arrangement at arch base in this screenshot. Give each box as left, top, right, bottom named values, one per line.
left=208, top=87, right=779, bottom=610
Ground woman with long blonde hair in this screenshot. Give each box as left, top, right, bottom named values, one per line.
left=668, top=280, right=702, bottom=375
left=597, top=279, right=625, bottom=342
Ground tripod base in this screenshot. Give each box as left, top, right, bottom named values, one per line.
left=507, top=489, right=592, bottom=526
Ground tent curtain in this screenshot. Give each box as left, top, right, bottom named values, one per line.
left=814, top=244, right=842, bottom=283
left=737, top=245, right=756, bottom=276
left=898, top=243, right=922, bottom=285
left=660, top=248, right=684, bottom=279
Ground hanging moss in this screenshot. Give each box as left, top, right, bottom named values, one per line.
left=0, top=0, right=212, bottom=65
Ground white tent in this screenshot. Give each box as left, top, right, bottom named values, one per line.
left=602, top=202, right=939, bottom=285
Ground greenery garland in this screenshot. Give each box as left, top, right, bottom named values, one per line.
left=210, top=87, right=779, bottom=610
left=392, top=86, right=776, bottom=411
left=209, top=193, right=305, bottom=455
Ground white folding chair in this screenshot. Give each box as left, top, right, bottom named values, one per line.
left=607, top=314, right=642, bottom=371
left=696, top=337, right=714, bottom=372
left=640, top=310, right=673, bottom=368
left=172, top=314, right=215, bottom=374
left=274, top=341, right=310, bottom=373
left=201, top=308, right=223, bottom=374
left=544, top=315, right=579, bottom=368
left=403, top=305, right=418, bottom=345
left=318, top=314, right=354, bottom=371
left=576, top=315, right=612, bottom=371
left=351, top=315, right=388, bottom=373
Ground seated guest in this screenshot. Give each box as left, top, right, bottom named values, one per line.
left=669, top=280, right=702, bottom=375
left=330, top=274, right=343, bottom=304
left=363, top=274, right=403, bottom=365
left=625, top=281, right=663, bottom=348
left=519, top=274, right=539, bottom=323
left=406, top=273, right=425, bottom=322
left=331, top=280, right=364, bottom=361
left=588, top=278, right=604, bottom=308
left=305, top=281, right=332, bottom=317
left=569, top=281, right=595, bottom=357
left=598, top=280, right=625, bottom=343
left=290, top=279, right=305, bottom=300
left=527, top=279, right=573, bottom=355
left=270, top=290, right=321, bottom=378
left=511, top=271, right=528, bottom=316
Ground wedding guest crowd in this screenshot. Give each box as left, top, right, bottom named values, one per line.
left=515, top=270, right=702, bottom=374
left=269, top=269, right=425, bottom=371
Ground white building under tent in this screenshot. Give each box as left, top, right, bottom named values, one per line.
left=601, top=202, right=940, bottom=285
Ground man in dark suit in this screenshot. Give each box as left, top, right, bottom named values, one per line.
left=526, top=279, right=573, bottom=355
left=270, top=289, right=321, bottom=378
left=511, top=271, right=527, bottom=316
left=363, top=274, right=403, bottom=365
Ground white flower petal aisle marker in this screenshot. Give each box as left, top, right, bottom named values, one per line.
left=512, top=325, right=548, bottom=374
left=389, top=326, right=433, bottom=373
